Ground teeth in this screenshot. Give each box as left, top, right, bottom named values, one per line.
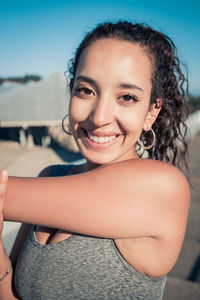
left=88, top=133, right=117, bottom=143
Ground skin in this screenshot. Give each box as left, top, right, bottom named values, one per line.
left=69, top=39, right=161, bottom=169
left=0, top=38, right=190, bottom=299
left=0, top=170, right=17, bottom=299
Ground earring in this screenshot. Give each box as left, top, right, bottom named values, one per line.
left=137, top=128, right=156, bottom=150
left=155, top=99, right=162, bottom=109
left=62, top=114, right=73, bottom=135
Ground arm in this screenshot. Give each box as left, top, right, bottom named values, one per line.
left=9, top=165, right=54, bottom=268
left=0, top=167, right=53, bottom=299
left=9, top=166, right=53, bottom=266
left=0, top=170, right=18, bottom=299
left=3, top=159, right=190, bottom=241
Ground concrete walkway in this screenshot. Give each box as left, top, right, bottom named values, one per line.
left=163, top=133, right=200, bottom=299
left=0, top=136, right=200, bottom=299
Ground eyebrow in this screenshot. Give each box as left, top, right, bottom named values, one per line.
left=75, top=76, right=98, bottom=89
left=76, top=75, right=143, bottom=92
left=118, top=83, right=143, bottom=92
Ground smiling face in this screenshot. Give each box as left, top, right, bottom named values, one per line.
left=69, top=38, right=161, bottom=169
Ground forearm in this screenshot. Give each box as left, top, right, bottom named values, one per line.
left=4, top=175, right=89, bottom=229
left=0, top=242, right=18, bottom=299
left=4, top=176, right=58, bottom=225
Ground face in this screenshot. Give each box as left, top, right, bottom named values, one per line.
left=69, top=38, right=161, bottom=169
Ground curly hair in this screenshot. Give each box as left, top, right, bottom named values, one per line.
left=67, top=21, right=190, bottom=175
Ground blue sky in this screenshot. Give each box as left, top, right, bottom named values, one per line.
left=0, top=0, right=200, bottom=95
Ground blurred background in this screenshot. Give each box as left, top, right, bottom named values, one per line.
left=0, top=1, right=200, bottom=299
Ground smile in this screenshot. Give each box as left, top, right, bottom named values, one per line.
left=88, top=133, right=117, bottom=144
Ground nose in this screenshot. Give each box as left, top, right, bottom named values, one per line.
left=89, top=94, right=115, bottom=127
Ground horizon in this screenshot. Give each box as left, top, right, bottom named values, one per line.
left=0, top=0, right=200, bottom=95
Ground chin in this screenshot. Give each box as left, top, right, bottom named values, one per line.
left=86, top=155, right=115, bottom=166
left=75, top=140, right=136, bottom=168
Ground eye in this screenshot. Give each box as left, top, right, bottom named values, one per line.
left=74, top=86, right=95, bottom=97
left=119, top=93, right=139, bottom=103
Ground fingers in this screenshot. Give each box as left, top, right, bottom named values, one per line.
left=0, top=170, right=8, bottom=203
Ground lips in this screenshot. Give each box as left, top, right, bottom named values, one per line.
left=88, top=133, right=116, bottom=144
left=81, top=128, right=119, bottom=144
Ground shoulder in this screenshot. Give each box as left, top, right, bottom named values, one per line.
left=123, top=158, right=190, bottom=201
left=106, top=158, right=190, bottom=193
left=126, top=158, right=190, bottom=236
left=120, top=159, right=190, bottom=274
left=145, top=159, right=190, bottom=203
left=102, top=158, right=190, bottom=219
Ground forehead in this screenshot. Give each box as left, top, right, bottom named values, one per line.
left=76, top=38, right=153, bottom=91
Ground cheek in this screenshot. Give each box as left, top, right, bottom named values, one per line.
left=69, top=99, right=91, bottom=125
left=119, top=110, right=147, bottom=135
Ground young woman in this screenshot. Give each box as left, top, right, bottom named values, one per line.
left=0, top=21, right=190, bottom=299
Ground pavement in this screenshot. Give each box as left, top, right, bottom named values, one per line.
left=163, top=133, right=200, bottom=300
left=0, top=136, right=200, bottom=299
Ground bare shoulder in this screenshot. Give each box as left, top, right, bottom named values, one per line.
left=147, top=159, right=190, bottom=205
left=97, top=158, right=191, bottom=232
left=122, top=158, right=190, bottom=205
left=131, top=160, right=190, bottom=242
left=114, top=159, right=190, bottom=276
left=103, top=158, right=189, bottom=199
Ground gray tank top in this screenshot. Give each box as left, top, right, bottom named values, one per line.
left=14, top=164, right=167, bottom=300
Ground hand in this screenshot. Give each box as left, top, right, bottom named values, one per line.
left=0, top=170, right=8, bottom=239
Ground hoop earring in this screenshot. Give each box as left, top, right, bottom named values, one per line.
left=137, top=128, right=156, bottom=150
left=62, top=114, right=73, bottom=135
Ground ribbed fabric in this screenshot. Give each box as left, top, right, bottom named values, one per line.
left=14, top=164, right=166, bottom=300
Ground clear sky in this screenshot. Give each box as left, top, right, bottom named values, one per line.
left=0, top=0, right=200, bottom=95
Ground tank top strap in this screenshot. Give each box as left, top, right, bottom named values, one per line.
left=49, top=164, right=73, bottom=177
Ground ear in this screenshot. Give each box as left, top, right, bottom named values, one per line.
left=143, top=99, right=162, bottom=131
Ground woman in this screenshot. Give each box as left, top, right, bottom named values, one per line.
left=0, top=21, right=190, bottom=299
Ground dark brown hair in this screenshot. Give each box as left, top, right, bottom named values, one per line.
left=67, top=21, right=190, bottom=175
